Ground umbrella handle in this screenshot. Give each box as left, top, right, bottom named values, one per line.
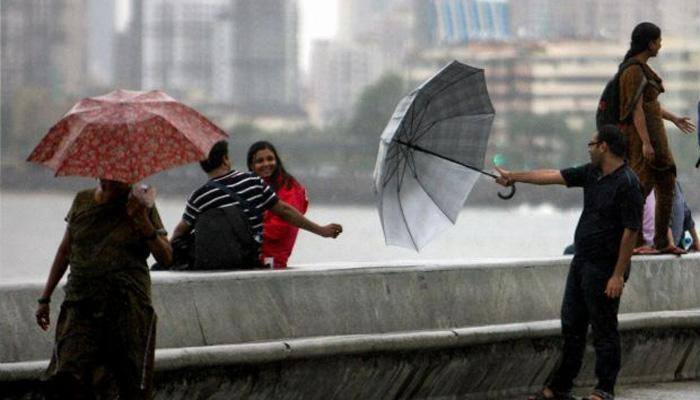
left=497, top=184, right=516, bottom=200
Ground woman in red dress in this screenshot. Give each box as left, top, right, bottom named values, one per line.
left=247, top=141, right=309, bottom=268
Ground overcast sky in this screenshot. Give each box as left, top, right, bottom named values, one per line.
left=299, top=0, right=338, bottom=70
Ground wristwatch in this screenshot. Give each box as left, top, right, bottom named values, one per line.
left=144, top=228, right=168, bottom=241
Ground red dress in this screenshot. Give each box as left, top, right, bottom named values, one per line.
left=261, top=176, right=308, bottom=268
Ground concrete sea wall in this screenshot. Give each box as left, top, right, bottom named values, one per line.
left=1, top=255, right=699, bottom=399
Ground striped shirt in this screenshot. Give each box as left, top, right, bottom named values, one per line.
left=183, top=170, right=278, bottom=242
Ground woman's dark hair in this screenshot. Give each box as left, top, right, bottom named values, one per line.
left=598, top=124, right=626, bottom=158
left=246, top=141, right=296, bottom=191
left=200, top=140, right=229, bottom=173
left=623, top=22, right=661, bottom=61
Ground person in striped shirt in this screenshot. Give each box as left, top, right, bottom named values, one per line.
left=171, top=141, right=342, bottom=264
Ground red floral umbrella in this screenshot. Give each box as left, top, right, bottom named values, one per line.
left=27, top=89, right=228, bottom=183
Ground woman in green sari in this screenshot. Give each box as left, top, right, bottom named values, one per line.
left=35, top=179, right=172, bottom=399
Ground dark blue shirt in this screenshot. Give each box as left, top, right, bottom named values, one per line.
left=561, top=163, right=643, bottom=266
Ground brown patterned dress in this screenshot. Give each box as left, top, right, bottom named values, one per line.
left=619, top=62, right=675, bottom=249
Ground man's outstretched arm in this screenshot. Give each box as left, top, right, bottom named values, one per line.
left=495, top=167, right=566, bottom=187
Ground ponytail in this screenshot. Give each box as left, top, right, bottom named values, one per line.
left=623, top=22, right=661, bottom=61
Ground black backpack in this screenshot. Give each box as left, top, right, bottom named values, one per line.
left=192, top=179, right=261, bottom=270
left=151, top=179, right=262, bottom=271
left=595, top=60, right=642, bottom=131
left=193, top=206, right=260, bottom=270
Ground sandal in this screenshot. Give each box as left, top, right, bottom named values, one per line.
left=584, top=389, right=614, bottom=400
left=657, top=245, right=687, bottom=255
left=526, top=388, right=575, bottom=400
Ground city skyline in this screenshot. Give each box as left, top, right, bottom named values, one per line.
left=2, top=0, right=698, bottom=142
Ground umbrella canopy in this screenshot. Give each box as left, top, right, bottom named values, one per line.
left=27, top=89, right=228, bottom=183
left=373, top=61, right=511, bottom=251
left=696, top=101, right=699, bottom=168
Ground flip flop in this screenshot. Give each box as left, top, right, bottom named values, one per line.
left=526, top=388, right=576, bottom=400
left=633, top=246, right=660, bottom=255
left=657, top=245, right=687, bottom=255
left=583, top=389, right=614, bottom=400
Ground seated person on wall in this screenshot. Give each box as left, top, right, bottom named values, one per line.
left=637, top=182, right=699, bottom=253
left=247, top=141, right=308, bottom=269
left=170, top=140, right=342, bottom=270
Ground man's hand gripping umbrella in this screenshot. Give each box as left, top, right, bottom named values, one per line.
left=393, top=139, right=516, bottom=199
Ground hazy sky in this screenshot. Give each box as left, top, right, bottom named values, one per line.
left=299, top=0, right=338, bottom=70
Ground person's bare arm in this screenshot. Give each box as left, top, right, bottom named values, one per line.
left=632, top=96, right=655, bottom=162
left=605, top=228, right=638, bottom=298
left=690, top=229, right=700, bottom=252
left=661, top=106, right=695, bottom=134
left=495, top=167, right=566, bottom=186
left=35, top=228, right=71, bottom=331
left=127, top=200, right=173, bottom=267
left=171, top=219, right=192, bottom=242
left=269, top=200, right=342, bottom=238
left=146, top=234, right=172, bottom=266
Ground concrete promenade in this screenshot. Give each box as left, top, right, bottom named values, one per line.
left=1, top=255, right=699, bottom=399
left=616, top=380, right=700, bottom=399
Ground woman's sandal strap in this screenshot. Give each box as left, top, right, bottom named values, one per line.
left=585, top=390, right=614, bottom=400
left=527, top=389, right=575, bottom=400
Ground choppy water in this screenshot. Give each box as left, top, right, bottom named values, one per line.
left=0, top=191, right=581, bottom=282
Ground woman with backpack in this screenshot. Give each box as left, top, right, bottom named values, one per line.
left=619, top=22, right=695, bottom=254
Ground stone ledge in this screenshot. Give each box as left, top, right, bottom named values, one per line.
left=3, top=309, right=698, bottom=382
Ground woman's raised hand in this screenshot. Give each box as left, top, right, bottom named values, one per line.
left=673, top=116, right=696, bottom=134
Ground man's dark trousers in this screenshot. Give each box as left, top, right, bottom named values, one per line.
left=548, top=259, right=622, bottom=395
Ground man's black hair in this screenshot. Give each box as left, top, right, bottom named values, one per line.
left=598, top=124, right=626, bottom=158
left=200, top=140, right=229, bottom=172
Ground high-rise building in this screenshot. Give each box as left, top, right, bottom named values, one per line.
left=113, top=0, right=142, bottom=90
left=509, top=0, right=661, bottom=41
left=1, top=0, right=88, bottom=159
left=306, top=0, right=414, bottom=126
left=230, top=0, right=301, bottom=112
left=308, top=40, right=384, bottom=125
left=142, top=0, right=231, bottom=102
left=87, top=0, right=116, bottom=86
left=142, top=0, right=301, bottom=113
left=412, top=37, right=699, bottom=119
left=1, top=0, right=88, bottom=97
left=337, top=0, right=394, bottom=43
left=431, top=0, right=510, bottom=44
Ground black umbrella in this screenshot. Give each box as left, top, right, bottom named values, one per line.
left=373, top=61, right=514, bottom=250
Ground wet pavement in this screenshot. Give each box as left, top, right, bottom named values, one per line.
left=615, top=380, right=700, bottom=400
left=555, top=380, right=700, bottom=399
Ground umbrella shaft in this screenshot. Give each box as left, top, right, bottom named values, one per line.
left=393, top=140, right=497, bottom=179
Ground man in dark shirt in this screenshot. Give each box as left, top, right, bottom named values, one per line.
left=495, top=125, right=643, bottom=400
